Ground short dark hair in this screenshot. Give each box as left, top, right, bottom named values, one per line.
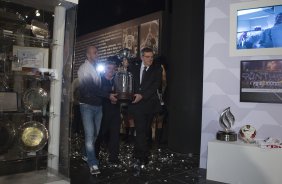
left=141, top=47, right=153, bottom=56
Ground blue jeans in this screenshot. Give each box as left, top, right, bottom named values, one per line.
left=80, top=104, right=102, bottom=166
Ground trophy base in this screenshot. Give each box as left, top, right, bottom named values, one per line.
left=117, top=93, right=133, bottom=103
left=216, top=131, right=237, bottom=142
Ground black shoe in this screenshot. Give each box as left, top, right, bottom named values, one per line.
left=133, top=159, right=141, bottom=176
left=89, top=165, right=101, bottom=175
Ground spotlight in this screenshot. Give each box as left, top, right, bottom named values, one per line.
left=25, top=15, right=28, bottom=18
left=96, top=63, right=105, bottom=73
left=35, top=10, right=40, bottom=17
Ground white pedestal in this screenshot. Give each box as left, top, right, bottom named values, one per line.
left=207, top=140, right=282, bottom=184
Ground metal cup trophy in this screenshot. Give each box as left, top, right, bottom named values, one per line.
left=216, top=107, right=237, bottom=141
left=114, top=48, right=134, bottom=102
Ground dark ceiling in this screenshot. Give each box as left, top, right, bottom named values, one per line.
left=0, top=0, right=165, bottom=38
left=76, top=0, right=165, bottom=36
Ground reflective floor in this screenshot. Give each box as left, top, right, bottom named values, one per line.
left=70, top=142, right=225, bottom=184
left=0, top=142, right=225, bottom=184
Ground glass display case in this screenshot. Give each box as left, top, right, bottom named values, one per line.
left=0, top=0, right=77, bottom=178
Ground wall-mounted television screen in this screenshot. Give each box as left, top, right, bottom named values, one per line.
left=240, top=59, right=282, bottom=103
left=237, top=5, right=282, bottom=49
left=230, top=1, right=282, bottom=56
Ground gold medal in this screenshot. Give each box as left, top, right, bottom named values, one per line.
left=18, top=121, right=48, bottom=152
left=21, top=127, right=44, bottom=147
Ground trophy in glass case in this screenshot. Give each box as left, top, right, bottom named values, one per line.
left=216, top=107, right=237, bottom=141
left=22, top=87, right=49, bottom=112
left=114, top=48, right=134, bottom=102
left=18, top=121, right=48, bottom=152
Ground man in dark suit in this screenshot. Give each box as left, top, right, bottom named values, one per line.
left=129, top=47, right=162, bottom=166
left=96, top=61, right=121, bottom=164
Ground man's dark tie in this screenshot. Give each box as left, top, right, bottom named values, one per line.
left=141, top=66, right=147, bottom=84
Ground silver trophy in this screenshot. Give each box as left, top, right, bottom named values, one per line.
left=114, top=48, right=134, bottom=102
left=216, top=107, right=237, bottom=141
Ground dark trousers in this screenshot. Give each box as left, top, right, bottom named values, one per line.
left=96, top=104, right=121, bottom=161
left=72, top=104, right=84, bottom=134
left=133, top=111, right=154, bottom=161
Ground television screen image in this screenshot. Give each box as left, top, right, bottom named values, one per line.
left=240, top=59, right=282, bottom=103
left=237, top=5, right=282, bottom=49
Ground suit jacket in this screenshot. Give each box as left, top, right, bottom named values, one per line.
left=128, top=61, right=162, bottom=114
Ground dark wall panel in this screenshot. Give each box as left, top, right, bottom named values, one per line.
left=167, top=0, right=204, bottom=154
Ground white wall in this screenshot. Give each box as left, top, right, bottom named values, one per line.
left=201, top=0, right=282, bottom=168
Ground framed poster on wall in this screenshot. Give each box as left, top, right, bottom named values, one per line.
left=12, top=46, right=49, bottom=71
left=240, top=59, right=282, bottom=103
left=140, top=19, right=159, bottom=55
left=230, top=0, right=282, bottom=56
left=122, top=26, right=138, bottom=57
left=74, top=12, right=162, bottom=78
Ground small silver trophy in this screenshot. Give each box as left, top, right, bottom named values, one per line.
left=216, top=107, right=237, bottom=141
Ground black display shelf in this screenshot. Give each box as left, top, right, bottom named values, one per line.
left=0, top=150, right=48, bottom=176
